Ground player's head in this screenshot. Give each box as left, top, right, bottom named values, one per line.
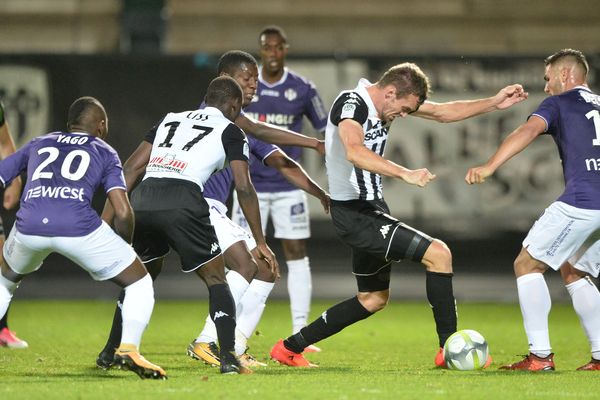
left=376, top=63, right=430, bottom=122
left=543, top=49, right=589, bottom=96
left=67, top=96, right=108, bottom=139
left=205, top=76, right=243, bottom=122
left=217, top=50, right=258, bottom=107
left=259, top=25, right=289, bottom=75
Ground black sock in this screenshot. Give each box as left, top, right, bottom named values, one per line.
left=284, top=296, right=372, bottom=353
left=0, top=306, right=8, bottom=329
left=426, top=271, right=457, bottom=348
left=208, top=283, right=236, bottom=357
left=101, top=290, right=125, bottom=354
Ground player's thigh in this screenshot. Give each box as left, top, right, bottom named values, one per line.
left=231, top=191, right=270, bottom=234
left=271, top=190, right=310, bottom=240
left=208, top=198, right=257, bottom=254
left=53, top=222, right=137, bottom=281
left=3, top=228, right=51, bottom=275
left=523, top=201, right=600, bottom=271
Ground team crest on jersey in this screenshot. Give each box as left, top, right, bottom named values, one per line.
left=341, top=103, right=356, bottom=119
left=284, top=88, right=297, bottom=101
left=147, top=153, right=188, bottom=174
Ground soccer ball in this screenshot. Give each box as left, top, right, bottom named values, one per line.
left=443, top=329, right=489, bottom=370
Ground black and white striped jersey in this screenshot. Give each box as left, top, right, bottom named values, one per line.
left=143, top=107, right=249, bottom=190
left=325, top=79, right=390, bottom=201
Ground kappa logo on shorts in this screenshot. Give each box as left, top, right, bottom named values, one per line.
left=321, top=311, right=328, bottom=324
left=380, top=224, right=391, bottom=239
left=210, top=242, right=219, bottom=253
left=213, top=311, right=229, bottom=320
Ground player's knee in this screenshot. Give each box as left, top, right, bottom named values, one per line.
left=254, top=258, right=277, bottom=282
left=513, top=249, right=545, bottom=277
left=357, top=291, right=389, bottom=313
left=235, top=257, right=258, bottom=282
left=422, top=239, right=452, bottom=273
left=282, top=239, right=306, bottom=260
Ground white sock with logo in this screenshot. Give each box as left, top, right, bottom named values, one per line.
left=566, top=276, right=600, bottom=360
left=121, top=274, right=154, bottom=348
left=287, top=257, right=312, bottom=334
left=517, top=273, right=552, bottom=358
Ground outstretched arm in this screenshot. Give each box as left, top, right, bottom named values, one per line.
left=340, top=119, right=436, bottom=187
left=413, top=84, right=528, bottom=123
left=0, top=120, right=22, bottom=209
left=101, top=141, right=152, bottom=224
left=236, top=113, right=325, bottom=155
left=465, top=115, right=545, bottom=184
left=265, top=150, right=330, bottom=213
left=230, top=159, right=279, bottom=274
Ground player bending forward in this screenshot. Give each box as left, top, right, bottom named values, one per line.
left=0, top=97, right=165, bottom=379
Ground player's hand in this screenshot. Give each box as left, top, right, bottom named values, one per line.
left=3, top=177, right=22, bottom=210
left=403, top=168, right=436, bottom=187
left=465, top=165, right=494, bottom=184
left=320, top=192, right=331, bottom=214
left=315, top=140, right=325, bottom=156
left=494, top=84, right=529, bottom=110
left=256, top=242, right=280, bottom=279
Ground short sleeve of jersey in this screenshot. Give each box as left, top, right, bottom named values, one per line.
left=530, top=96, right=559, bottom=134
left=248, top=135, right=278, bottom=164
left=329, top=92, right=369, bottom=127
left=221, top=123, right=249, bottom=162
left=100, top=144, right=127, bottom=193
left=0, top=140, right=32, bottom=186
left=143, top=117, right=166, bottom=144
left=305, top=82, right=328, bottom=133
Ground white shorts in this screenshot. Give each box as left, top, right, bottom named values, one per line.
left=523, top=201, right=600, bottom=274
left=568, top=231, right=600, bottom=278
left=207, top=198, right=256, bottom=252
left=232, top=189, right=310, bottom=240
left=3, top=222, right=138, bottom=281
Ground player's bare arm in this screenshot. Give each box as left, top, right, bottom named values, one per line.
left=0, top=120, right=22, bottom=209
left=236, top=113, right=325, bottom=155
left=101, top=141, right=152, bottom=224
left=339, top=119, right=436, bottom=187
left=230, top=159, right=279, bottom=274
left=465, top=116, right=545, bottom=185
left=107, top=189, right=134, bottom=243
left=413, top=84, right=528, bottom=123
left=265, top=150, right=330, bottom=214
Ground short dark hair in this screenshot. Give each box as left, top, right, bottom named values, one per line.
left=205, top=76, right=242, bottom=107
left=258, top=25, right=288, bottom=44
left=217, top=50, right=257, bottom=75
left=67, top=96, right=104, bottom=129
left=544, top=48, right=589, bottom=76
left=377, top=63, right=430, bottom=105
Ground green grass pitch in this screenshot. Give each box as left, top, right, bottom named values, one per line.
left=0, top=300, right=597, bottom=399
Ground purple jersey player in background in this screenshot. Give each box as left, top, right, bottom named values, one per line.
left=0, top=97, right=166, bottom=379
left=466, top=49, right=600, bottom=372
left=233, top=27, right=328, bottom=349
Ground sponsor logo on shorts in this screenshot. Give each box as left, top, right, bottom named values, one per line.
left=213, top=311, right=229, bottom=320
left=546, top=219, right=574, bottom=257
left=380, top=224, right=391, bottom=239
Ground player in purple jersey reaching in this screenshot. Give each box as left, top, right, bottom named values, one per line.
left=234, top=27, right=328, bottom=349
left=0, top=99, right=26, bottom=349
left=0, top=97, right=166, bottom=379
left=467, top=49, right=600, bottom=371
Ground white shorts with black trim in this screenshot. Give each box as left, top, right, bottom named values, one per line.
left=207, top=198, right=256, bottom=253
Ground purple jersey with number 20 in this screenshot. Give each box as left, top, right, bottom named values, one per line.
left=0, top=131, right=126, bottom=237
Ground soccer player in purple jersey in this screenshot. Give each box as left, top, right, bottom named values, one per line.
left=188, top=133, right=329, bottom=368
left=234, top=27, right=329, bottom=349
left=0, top=99, right=26, bottom=349
left=467, top=49, right=600, bottom=371
left=0, top=97, right=166, bottom=379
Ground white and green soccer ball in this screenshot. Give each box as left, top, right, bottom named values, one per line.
left=443, top=329, right=489, bottom=370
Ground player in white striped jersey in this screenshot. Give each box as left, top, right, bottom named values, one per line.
left=271, top=63, right=528, bottom=368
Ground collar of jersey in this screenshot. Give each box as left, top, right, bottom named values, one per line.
left=201, top=106, right=226, bottom=118
left=258, top=66, right=289, bottom=88
left=68, top=131, right=90, bottom=136
left=573, top=85, right=591, bottom=93
left=357, top=78, right=377, bottom=114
